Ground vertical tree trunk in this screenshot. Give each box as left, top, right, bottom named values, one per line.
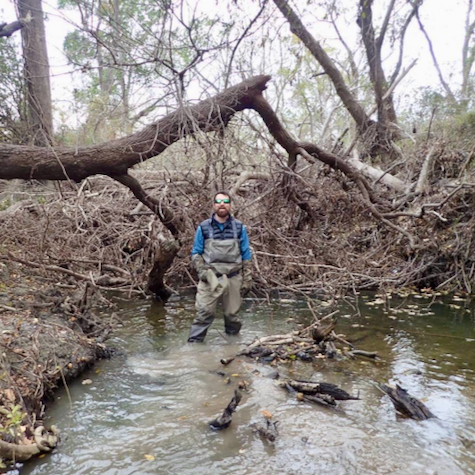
left=358, top=0, right=398, bottom=127
left=16, top=0, right=54, bottom=147
left=147, top=237, right=180, bottom=301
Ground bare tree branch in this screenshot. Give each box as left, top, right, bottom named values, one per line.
left=0, top=19, right=27, bottom=37
left=415, top=8, right=456, bottom=102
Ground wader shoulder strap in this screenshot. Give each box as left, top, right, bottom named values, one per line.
left=231, top=219, right=238, bottom=240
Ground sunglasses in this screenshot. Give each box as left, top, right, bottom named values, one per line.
left=215, top=198, right=230, bottom=204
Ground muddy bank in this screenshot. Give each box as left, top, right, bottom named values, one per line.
left=0, top=260, right=114, bottom=468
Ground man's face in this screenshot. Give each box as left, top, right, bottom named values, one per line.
left=213, top=193, right=231, bottom=219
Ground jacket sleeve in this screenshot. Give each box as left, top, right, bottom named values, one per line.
left=191, top=226, right=205, bottom=255
left=240, top=225, right=252, bottom=260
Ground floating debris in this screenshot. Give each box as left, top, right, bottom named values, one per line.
left=279, top=378, right=359, bottom=408
left=236, top=312, right=376, bottom=364
left=379, top=383, right=435, bottom=420
left=251, top=418, right=279, bottom=442
left=209, top=389, right=242, bottom=430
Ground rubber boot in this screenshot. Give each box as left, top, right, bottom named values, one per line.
left=224, top=315, right=242, bottom=335
left=188, top=322, right=211, bottom=342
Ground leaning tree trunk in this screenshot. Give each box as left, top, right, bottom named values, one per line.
left=0, top=75, right=391, bottom=295
left=272, top=0, right=372, bottom=134
left=16, top=0, right=54, bottom=147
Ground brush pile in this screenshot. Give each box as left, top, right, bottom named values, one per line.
left=238, top=312, right=378, bottom=363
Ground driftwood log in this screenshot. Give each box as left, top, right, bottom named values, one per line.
left=300, top=393, right=337, bottom=407
left=279, top=378, right=359, bottom=408
left=282, top=379, right=359, bottom=400
left=347, top=350, right=379, bottom=359
left=209, top=389, right=242, bottom=430
left=380, top=384, right=435, bottom=420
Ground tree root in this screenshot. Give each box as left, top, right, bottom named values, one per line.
left=0, top=425, right=59, bottom=462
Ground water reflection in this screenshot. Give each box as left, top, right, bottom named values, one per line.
left=15, top=294, right=475, bottom=475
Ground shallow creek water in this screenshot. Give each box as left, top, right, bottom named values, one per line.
left=15, top=293, right=475, bottom=475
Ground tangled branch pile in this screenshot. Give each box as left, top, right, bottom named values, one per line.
left=238, top=311, right=377, bottom=364
left=2, top=137, right=475, bottom=298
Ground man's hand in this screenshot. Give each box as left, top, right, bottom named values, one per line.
left=241, top=260, right=252, bottom=296
left=241, top=279, right=252, bottom=297
left=192, top=254, right=209, bottom=282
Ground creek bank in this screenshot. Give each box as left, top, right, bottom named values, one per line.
left=0, top=260, right=115, bottom=469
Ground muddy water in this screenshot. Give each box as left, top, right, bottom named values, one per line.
left=16, top=293, right=475, bottom=475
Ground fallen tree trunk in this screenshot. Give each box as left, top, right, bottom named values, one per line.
left=0, top=75, right=393, bottom=228
left=0, top=76, right=271, bottom=182
left=348, top=152, right=407, bottom=192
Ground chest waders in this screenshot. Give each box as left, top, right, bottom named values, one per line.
left=188, top=220, right=243, bottom=342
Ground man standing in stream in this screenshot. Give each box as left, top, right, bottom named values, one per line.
left=188, top=191, right=252, bottom=342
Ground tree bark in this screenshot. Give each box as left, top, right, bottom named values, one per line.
left=16, top=0, right=54, bottom=146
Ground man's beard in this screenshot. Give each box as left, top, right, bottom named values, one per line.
left=216, top=208, right=229, bottom=217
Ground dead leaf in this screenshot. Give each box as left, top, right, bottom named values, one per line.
left=4, top=388, right=15, bottom=401
left=262, top=410, right=273, bottom=419
left=144, top=454, right=155, bottom=461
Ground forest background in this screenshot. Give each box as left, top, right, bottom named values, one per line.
left=1, top=0, right=475, bottom=465
left=2, top=0, right=475, bottom=297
